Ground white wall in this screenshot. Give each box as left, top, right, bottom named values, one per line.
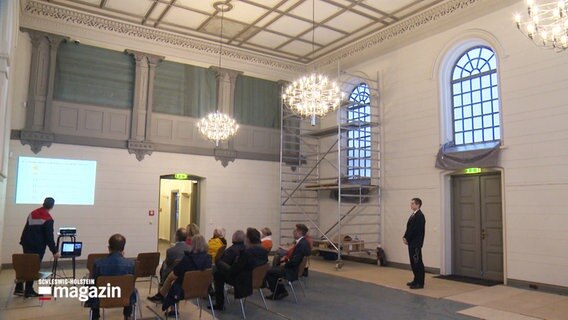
left=2, top=141, right=280, bottom=263
left=344, top=2, right=568, bottom=287
left=0, top=0, right=20, bottom=267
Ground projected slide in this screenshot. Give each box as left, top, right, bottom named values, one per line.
left=16, top=157, right=97, bottom=205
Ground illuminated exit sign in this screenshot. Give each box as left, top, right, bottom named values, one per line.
left=464, top=168, right=481, bottom=174
left=174, top=173, right=188, bottom=180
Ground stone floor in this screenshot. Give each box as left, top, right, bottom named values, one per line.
left=0, top=257, right=566, bottom=320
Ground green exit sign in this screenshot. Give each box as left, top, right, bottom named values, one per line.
left=174, top=173, right=188, bottom=180
left=464, top=168, right=481, bottom=174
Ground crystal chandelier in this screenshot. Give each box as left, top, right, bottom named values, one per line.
left=197, top=111, right=239, bottom=147
left=282, top=0, right=344, bottom=126
left=282, top=74, right=343, bottom=126
left=514, top=0, right=568, bottom=51
left=198, top=1, right=239, bottom=147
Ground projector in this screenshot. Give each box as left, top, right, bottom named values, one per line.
left=59, top=227, right=76, bottom=236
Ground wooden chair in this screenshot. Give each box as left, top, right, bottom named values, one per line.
left=252, top=263, right=270, bottom=311
left=173, top=269, right=215, bottom=320
left=225, top=263, right=270, bottom=319
left=134, top=252, right=160, bottom=293
left=5, top=253, right=51, bottom=309
left=84, top=253, right=108, bottom=278
left=274, top=256, right=308, bottom=304
left=90, top=274, right=137, bottom=320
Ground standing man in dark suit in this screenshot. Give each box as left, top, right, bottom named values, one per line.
left=265, top=224, right=311, bottom=300
left=403, top=197, right=426, bottom=289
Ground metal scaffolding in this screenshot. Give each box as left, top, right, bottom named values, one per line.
left=279, top=72, right=381, bottom=269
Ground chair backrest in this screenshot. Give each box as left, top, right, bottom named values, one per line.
left=12, top=254, right=40, bottom=282
left=297, top=256, right=309, bottom=279
left=181, top=269, right=212, bottom=300
left=214, top=246, right=226, bottom=264
left=135, top=252, right=160, bottom=278
left=96, top=274, right=135, bottom=309
left=86, top=253, right=109, bottom=276
left=252, top=263, right=269, bottom=289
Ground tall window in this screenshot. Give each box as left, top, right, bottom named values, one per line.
left=347, top=83, right=371, bottom=178
left=451, top=46, right=500, bottom=145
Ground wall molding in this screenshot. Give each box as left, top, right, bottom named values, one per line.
left=11, top=130, right=280, bottom=163
left=314, top=0, right=500, bottom=69
left=21, top=0, right=305, bottom=76
left=507, top=278, right=568, bottom=296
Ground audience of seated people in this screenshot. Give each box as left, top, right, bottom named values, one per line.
left=84, top=225, right=310, bottom=318
left=207, top=227, right=227, bottom=261
left=88, top=234, right=136, bottom=320
left=149, top=234, right=212, bottom=317
left=185, top=223, right=200, bottom=247
left=261, top=227, right=273, bottom=252
left=210, top=228, right=269, bottom=310
left=265, top=224, right=312, bottom=300
left=157, top=228, right=190, bottom=289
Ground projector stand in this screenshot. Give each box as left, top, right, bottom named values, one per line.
left=51, top=234, right=77, bottom=280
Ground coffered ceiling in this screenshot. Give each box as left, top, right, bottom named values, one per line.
left=44, top=0, right=445, bottom=63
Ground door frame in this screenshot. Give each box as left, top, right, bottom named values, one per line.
left=440, top=168, right=507, bottom=283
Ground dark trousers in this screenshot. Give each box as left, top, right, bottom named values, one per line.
left=16, top=246, right=45, bottom=293
left=91, top=306, right=132, bottom=318
left=265, top=266, right=286, bottom=293
left=213, top=263, right=232, bottom=307
left=408, top=246, right=425, bottom=286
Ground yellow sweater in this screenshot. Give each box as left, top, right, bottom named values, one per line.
left=208, top=237, right=225, bottom=261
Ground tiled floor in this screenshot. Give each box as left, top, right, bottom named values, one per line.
left=0, top=257, right=566, bottom=320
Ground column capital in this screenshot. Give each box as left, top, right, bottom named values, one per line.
left=125, top=49, right=164, bottom=67
left=209, top=66, right=242, bottom=80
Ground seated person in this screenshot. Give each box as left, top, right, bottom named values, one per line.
left=210, top=228, right=268, bottom=310
left=208, top=227, right=227, bottom=261
left=89, top=234, right=136, bottom=320
left=265, top=224, right=311, bottom=300
left=157, top=228, right=190, bottom=288
left=185, top=223, right=199, bottom=247
left=148, top=235, right=212, bottom=316
left=274, top=229, right=313, bottom=267
left=260, top=227, right=273, bottom=252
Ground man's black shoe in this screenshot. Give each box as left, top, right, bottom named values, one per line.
left=24, top=291, right=43, bottom=298
left=409, top=284, right=424, bottom=289
left=147, top=293, right=163, bottom=303
left=406, top=281, right=415, bottom=286
left=14, top=288, right=24, bottom=296
left=207, top=304, right=224, bottom=311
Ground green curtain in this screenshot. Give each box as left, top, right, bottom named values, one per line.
left=234, top=75, right=280, bottom=129
left=153, top=61, right=217, bottom=117
left=54, top=42, right=134, bottom=109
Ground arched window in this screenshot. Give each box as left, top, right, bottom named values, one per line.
left=347, top=83, right=371, bottom=178
left=451, top=46, right=500, bottom=145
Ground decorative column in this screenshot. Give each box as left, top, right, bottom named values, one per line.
left=20, top=29, right=68, bottom=153
left=0, top=0, right=19, bottom=179
left=210, top=67, right=242, bottom=167
left=125, top=50, right=163, bottom=161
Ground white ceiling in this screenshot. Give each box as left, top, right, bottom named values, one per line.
left=45, top=0, right=446, bottom=63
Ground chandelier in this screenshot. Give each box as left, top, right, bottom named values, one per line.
left=282, top=0, right=344, bottom=126
left=198, top=1, right=239, bottom=146
left=282, top=74, right=343, bottom=126
left=514, top=0, right=568, bottom=51
left=197, top=111, right=239, bottom=147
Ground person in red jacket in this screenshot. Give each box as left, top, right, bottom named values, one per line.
left=16, top=197, right=60, bottom=297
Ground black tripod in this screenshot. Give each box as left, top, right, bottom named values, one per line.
left=51, top=233, right=77, bottom=280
